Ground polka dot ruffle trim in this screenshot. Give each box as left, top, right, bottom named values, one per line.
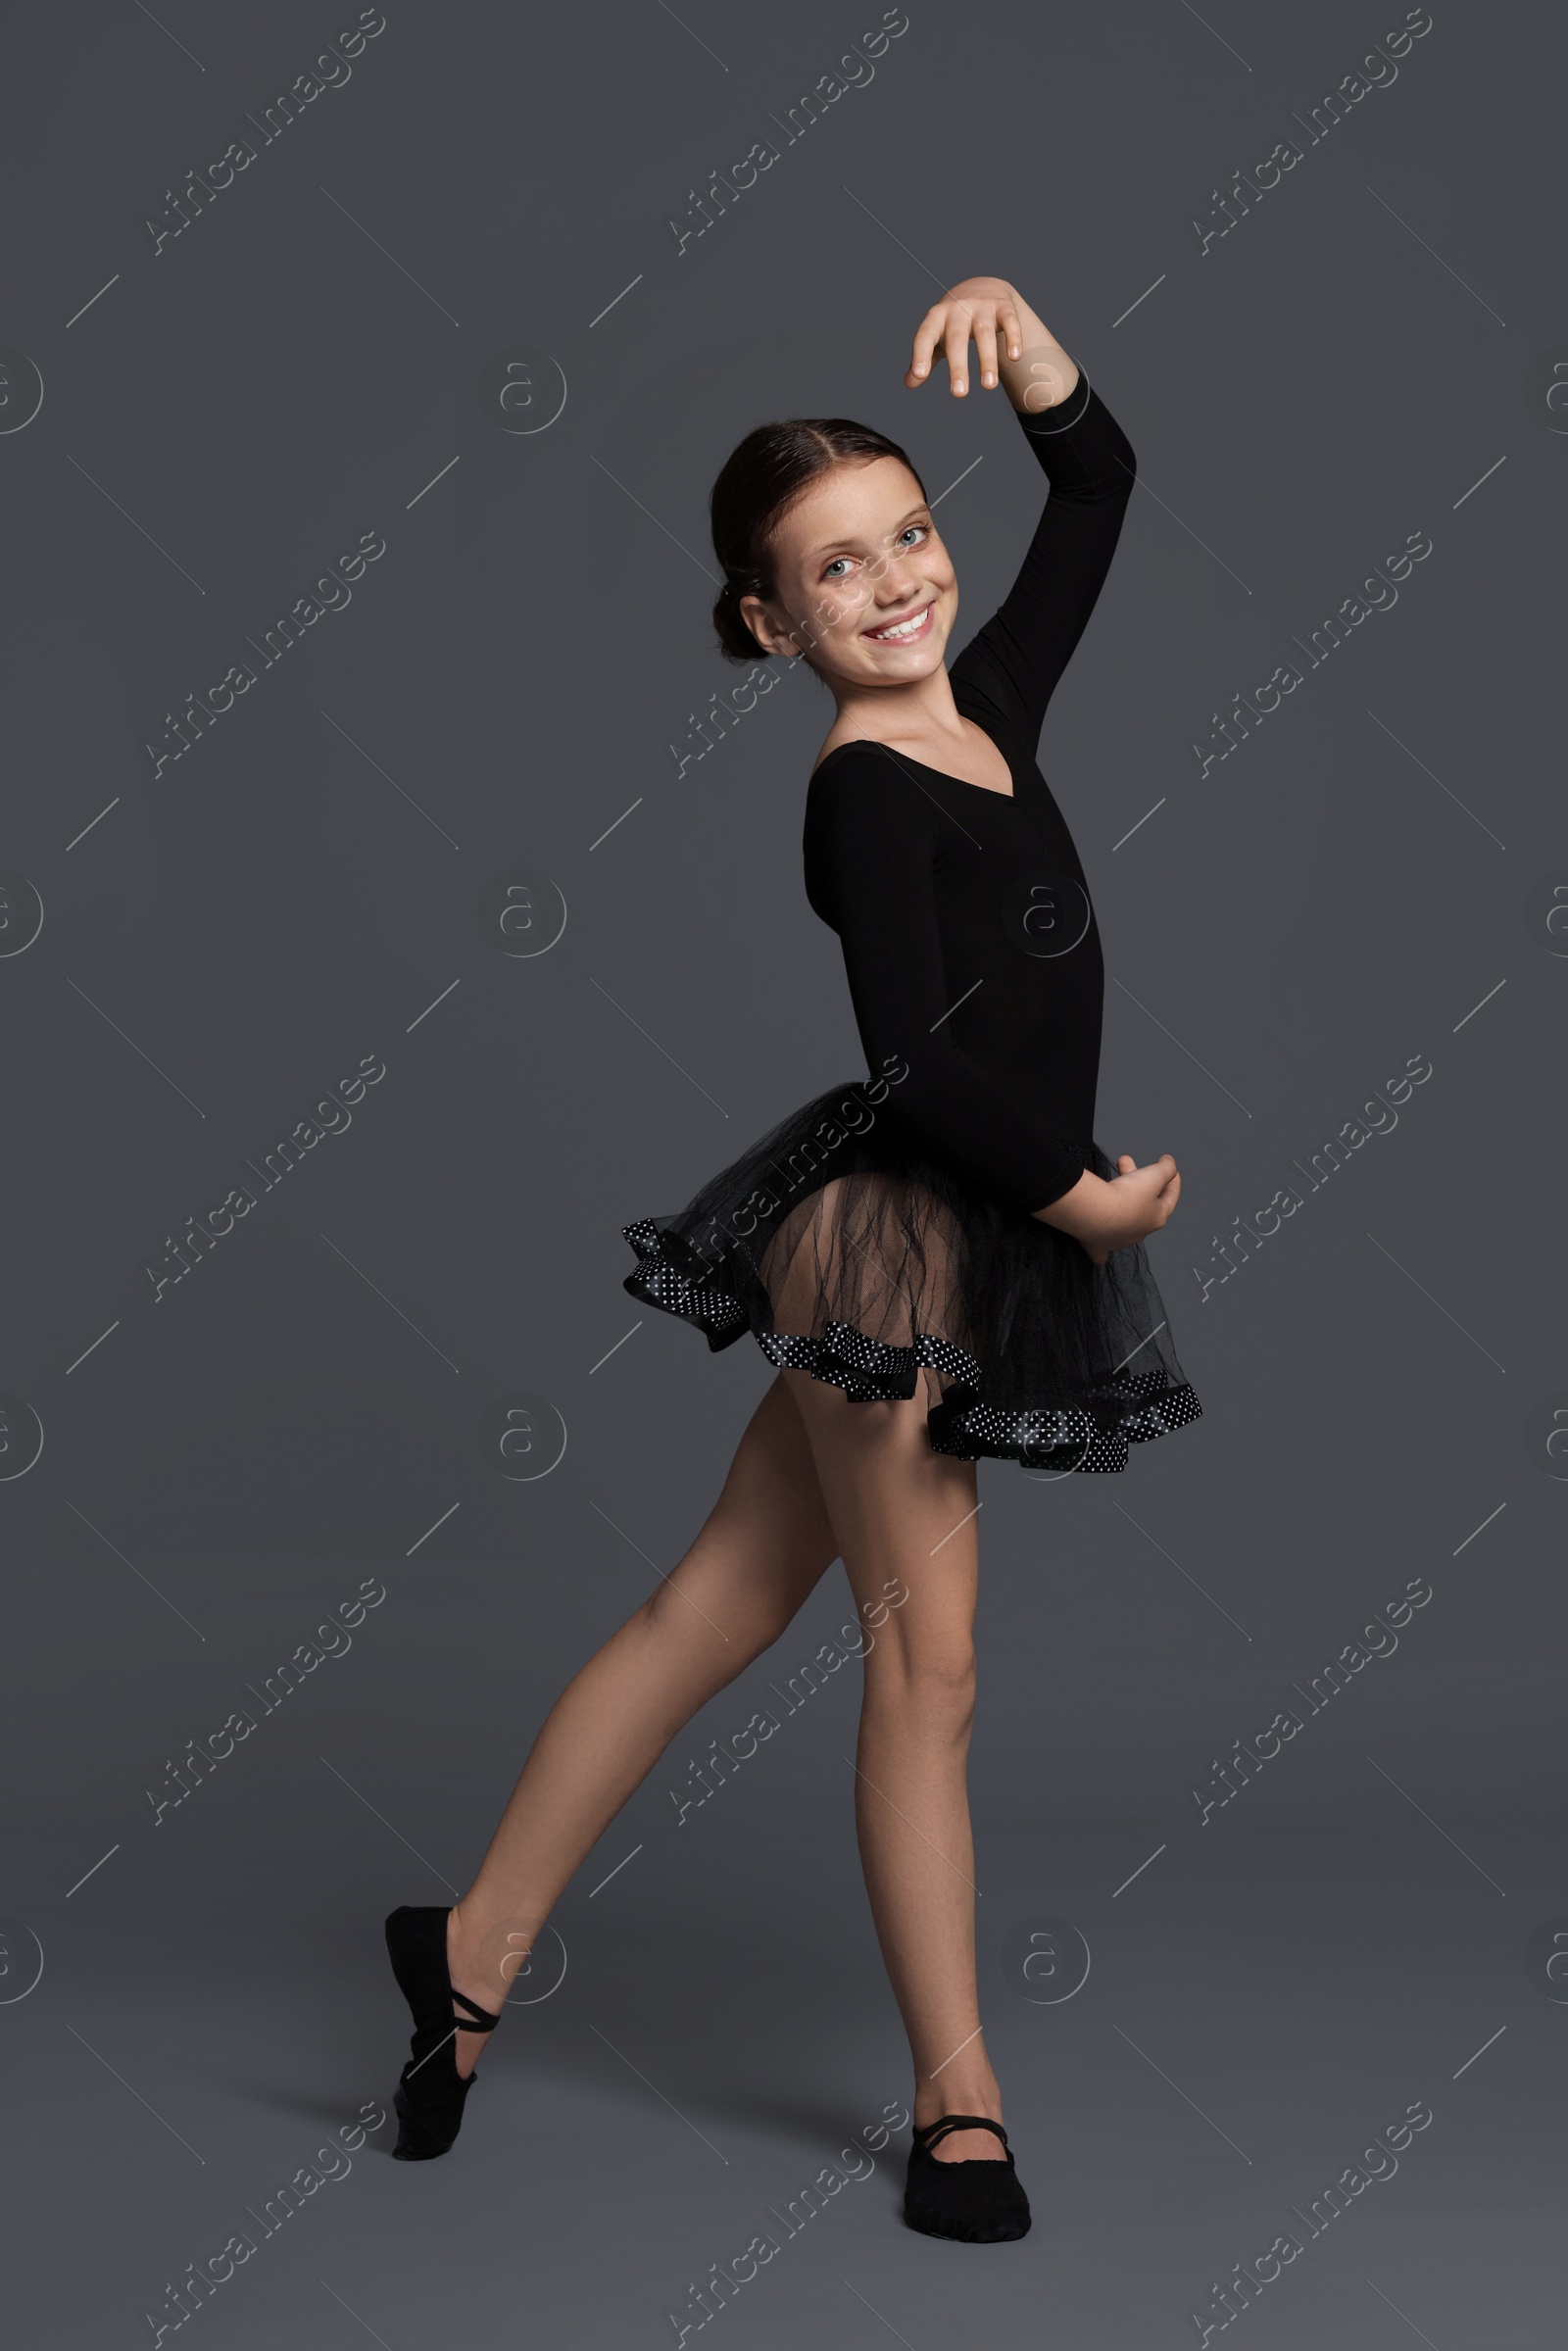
left=621, top=1218, right=751, bottom=1346
left=931, top=1370, right=1203, bottom=1475
left=622, top=1220, right=1202, bottom=1477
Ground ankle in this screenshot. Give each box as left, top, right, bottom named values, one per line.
left=447, top=1899, right=541, bottom=2005
left=913, top=2065, right=1003, bottom=2131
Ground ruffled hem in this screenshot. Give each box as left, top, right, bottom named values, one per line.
left=621, top=1217, right=1202, bottom=1475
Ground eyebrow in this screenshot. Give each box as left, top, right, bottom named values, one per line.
left=806, top=503, right=931, bottom=561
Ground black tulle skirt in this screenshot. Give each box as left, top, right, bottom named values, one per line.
left=621, top=1080, right=1202, bottom=1474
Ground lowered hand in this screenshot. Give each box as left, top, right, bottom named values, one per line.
left=1033, top=1153, right=1182, bottom=1267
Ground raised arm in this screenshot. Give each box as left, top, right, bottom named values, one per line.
left=803, top=754, right=1086, bottom=1211
left=953, top=383, right=1137, bottom=755
left=905, top=277, right=1137, bottom=757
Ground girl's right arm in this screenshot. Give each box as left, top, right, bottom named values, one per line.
left=1035, top=1153, right=1182, bottom=1264
left=804, top=757, right=1088, bottom=1215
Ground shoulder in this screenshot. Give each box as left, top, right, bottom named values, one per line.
left=806, top=744, right=935, bottom=845
left=807, top=739, right=931, bottom=808
left=803, top=743, right=935, bottom=913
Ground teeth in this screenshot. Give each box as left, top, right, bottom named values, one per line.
left=870, top=606, right=929, bottom=641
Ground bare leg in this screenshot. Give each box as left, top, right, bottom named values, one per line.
left=781, top=1365, right=1004, bottom=2164
left=445, top=1373, right=839, bottom=2070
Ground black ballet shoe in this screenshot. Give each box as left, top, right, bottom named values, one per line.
left=903, top=2115, right=1032, bottom=2242
left=384, top=1905, right=501, bottom=2161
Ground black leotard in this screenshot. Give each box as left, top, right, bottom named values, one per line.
left=801, top=370, right=1135, bottom=1215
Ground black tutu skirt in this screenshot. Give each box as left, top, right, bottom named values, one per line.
left=622, top=1080, right=1202, bottom=1474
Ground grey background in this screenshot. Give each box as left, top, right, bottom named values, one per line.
left=2, top=0, right=1563, bottom=2342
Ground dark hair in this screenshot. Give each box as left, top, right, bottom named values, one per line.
left=709, top=417, right=927, bottom=665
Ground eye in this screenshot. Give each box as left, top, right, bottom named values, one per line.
left=821, top=523, right=930, bottom=582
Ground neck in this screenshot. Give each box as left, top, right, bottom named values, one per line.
left=827, top=663, right=962, bottom=745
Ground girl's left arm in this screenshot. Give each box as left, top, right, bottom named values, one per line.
left=904, top=276, right=1078, bottom=414
left=906, top=276, right=1136, bottom=757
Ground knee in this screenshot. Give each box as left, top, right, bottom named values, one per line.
left=722, top=1603, right=802, bottom=1674
left=864, top=1631, right=976, bottom=1736
left=639, top=1582, right=795, bottom=1675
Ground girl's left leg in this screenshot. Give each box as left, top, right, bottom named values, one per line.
left=444, top=1373, right=839, bottom=2062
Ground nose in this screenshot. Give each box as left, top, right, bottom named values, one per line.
left=869, top=548, right=925, bottom=603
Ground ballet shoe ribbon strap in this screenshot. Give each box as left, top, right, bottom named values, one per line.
left=452, top=1986, right=502, bottom=2031
left=914, top=2114, right=1010, bottom=2154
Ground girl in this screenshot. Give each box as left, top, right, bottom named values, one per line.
left=384, top=275, right=1200, bottom=2243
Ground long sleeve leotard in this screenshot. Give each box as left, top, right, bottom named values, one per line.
left=801, top=371, right=1136, bottom=1214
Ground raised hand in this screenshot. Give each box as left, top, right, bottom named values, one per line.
left=904, top=276, right=1079, bottom=414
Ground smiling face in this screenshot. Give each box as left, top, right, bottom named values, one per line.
left=738, top=455, right=958, bottom=691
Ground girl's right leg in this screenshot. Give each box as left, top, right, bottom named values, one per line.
left=443, top=1372, right=840, bottom=2066
left=779, top=1363, right=1005, bottom=2167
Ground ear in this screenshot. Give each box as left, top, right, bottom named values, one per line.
left=738, top=593, right=795, bottom=658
